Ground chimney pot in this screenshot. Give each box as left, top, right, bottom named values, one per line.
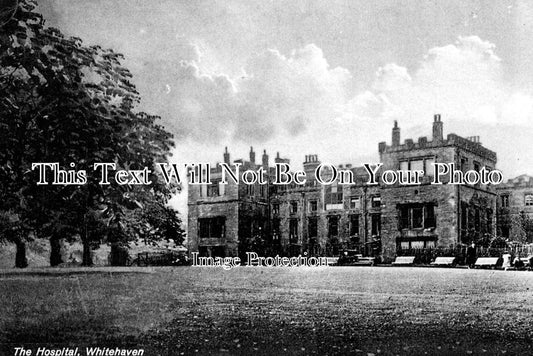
left=432, top=114, right=443, bottom=142
left=249, top=146, right=255, bottom=163
left=392, top=120, right=401, bottom=146
left=262, top=149, right=269, bottom=167
left=223, top=147, right=230, bottom=164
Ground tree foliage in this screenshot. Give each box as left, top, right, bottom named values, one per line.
left=511, top=212, right=533, bottom=244
left=0, top=0, right=182, bottom=267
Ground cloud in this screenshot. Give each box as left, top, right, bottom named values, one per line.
left=136, top=43, right=351, bottom=143
left=143, top=35, right=533, bottom=148
left=136, top=35, right=533, bottom=180
left=352, top=36, right=533, bottom=130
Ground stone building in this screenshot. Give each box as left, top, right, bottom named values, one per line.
left=187, top=147, right=271, bottom=259
left=496, top=174, right=533, bottom=243
left=377, top=115, right=498, bottom=260
left=188, top=115, right=500, bottom=262
left=269, top=160, right=382, bottom=258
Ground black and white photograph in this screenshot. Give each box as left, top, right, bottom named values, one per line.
left=1, top=1, right=533, bottom=355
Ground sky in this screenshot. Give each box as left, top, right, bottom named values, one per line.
left=37, top=0, right=533, bottom=212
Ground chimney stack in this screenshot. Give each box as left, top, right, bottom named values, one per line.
left=249, top=146, right=255, bottom=164
left=433, top=114, right=443, bottom=142
left=223, top=147, right=230, bottom=164
left=303, top=154, right=320, bottom=182
left=262, top=149, right=269, bottom=168
left=392, top=120, right=400, bottom=146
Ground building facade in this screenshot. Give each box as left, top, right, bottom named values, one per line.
left=188, top=115, right=507, bottom=262
left=496, top=175, right=533, bottom=243
left=187, top=147, right=270, bottom=260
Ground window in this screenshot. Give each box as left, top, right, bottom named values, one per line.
left=272, top=218, right=280, bottom=240
left=412, top=207, right=423, bottom=228
left=525, top=194, right=533, bottom=206
left=425, top=158, right=435, bottom=176
left=399, top=157, right=435, bottom=175
left=308, top=217, right=318, bottom=238
left=325, top=184, right=343, bottom=209
left=198, top=217, right=225, bottom=238
left=350, top=215, right=360, bottom=236
left=410, top=160, right=424, bottom=172
left=399, top=204, right=436, bottom=230
left=290, top=201, right=298, bottom=214
left=473, top=161, right=480, bottom=172
left=289, top=219, right=298, bottom=243
left=371, top=196, right=381, bottom=208
left=272, top=203, right=280, bottom=215
left=461, top=157, right=468, bottom=173
left=501, top=195, right=509, bottom=208
left=207, top=180, right=220, bottom=196
left=425, top=205, right=436, bottom=228
left=328, top=216, right=339, bottom=237
left=350, top=196, right=360, bottom=209
left=309, top=200, right=318, bottom=212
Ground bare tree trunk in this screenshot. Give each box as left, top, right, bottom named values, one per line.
left=49, top=235, right=63, bottom=266
left=15, top=239, right=28, bottom=268
left=82, top=238, right=93, bottom=266
left=110, top=243, right=129, bottom=266
left=110, top=242, right=119, bottom=266
left=82, top=215, right=93, bottom=266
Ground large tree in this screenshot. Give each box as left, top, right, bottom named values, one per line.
left=0, top=0, right=180, bottom=267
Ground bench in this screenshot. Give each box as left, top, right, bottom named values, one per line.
left=392, top=256, right=415, bottom=265
left=431, top=257, right=456, bottom=267
left=474, top=257, right=500, bottom=268
left=357, top=257, right=376, bottom=266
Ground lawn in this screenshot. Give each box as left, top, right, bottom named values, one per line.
left=0, top=266, right=532, bottom=356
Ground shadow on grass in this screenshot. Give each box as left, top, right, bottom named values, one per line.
left=1, top=311, right=151, bottom=354
left=139, top=312, right=533, bottom=356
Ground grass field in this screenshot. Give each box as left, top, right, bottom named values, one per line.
left=1, top=266, right=532, bottom=356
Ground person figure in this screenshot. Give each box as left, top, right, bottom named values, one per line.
left=514, top=256, right=524, bottom=270
left=466, top=243, right=477, bottom=269
left=502, top=252, right=512, bottom=270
